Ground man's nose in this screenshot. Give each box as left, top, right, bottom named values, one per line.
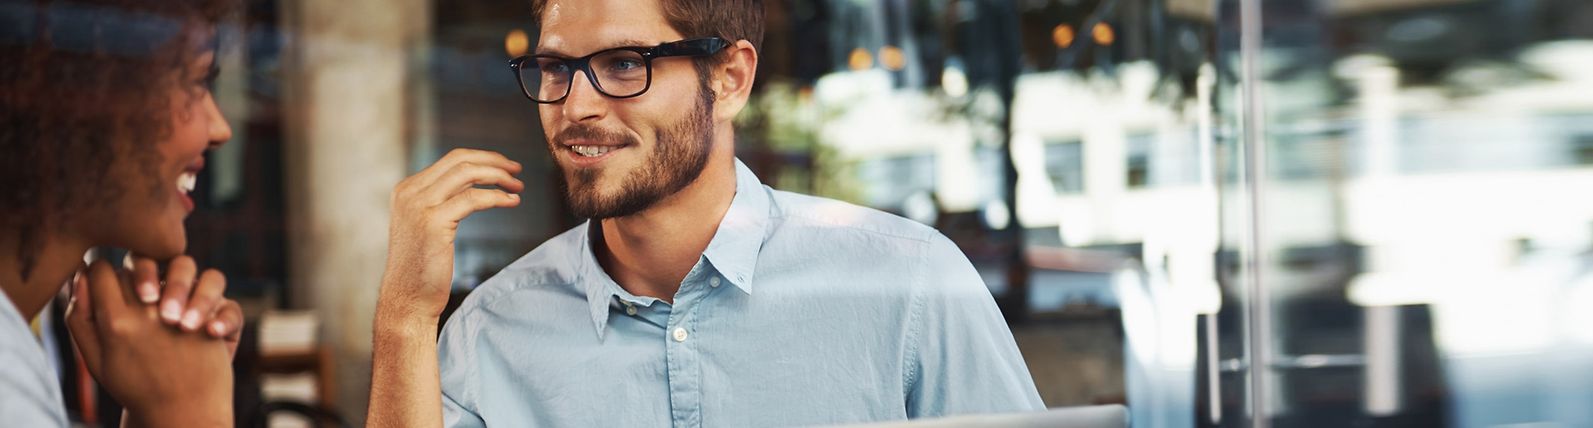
left=561, top=70, right=607, bottom=123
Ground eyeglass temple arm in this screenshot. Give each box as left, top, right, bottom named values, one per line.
left=651, top=38, right=730, bottom=57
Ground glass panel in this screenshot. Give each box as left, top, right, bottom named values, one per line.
left=34, top=0, right=1593, bottom=425
left=747, top=0, right=1234, bottom=420
left=1253, top=0, right=1593, bottom=427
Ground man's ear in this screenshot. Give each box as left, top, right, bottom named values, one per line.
left=711, top=39, right=758, bottom=123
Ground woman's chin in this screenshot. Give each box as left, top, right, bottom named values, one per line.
left=132, top=242, right=184, bottom=260
left=124, top=228, right=186, bottom=259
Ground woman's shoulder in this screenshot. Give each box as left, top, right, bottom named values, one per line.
left=0, top=296, right=69, bottom=427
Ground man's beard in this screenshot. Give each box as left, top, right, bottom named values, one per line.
left=551, top=83, right=715, bottom=220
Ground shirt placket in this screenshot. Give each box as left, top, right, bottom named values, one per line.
left=666, top=260, right=714, bottom=427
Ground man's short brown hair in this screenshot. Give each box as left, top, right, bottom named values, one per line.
left=531, top=0, right=765, bottom=56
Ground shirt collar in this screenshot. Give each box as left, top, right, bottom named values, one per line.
left=700, top=159, right=770, bottom=294
left=577, top=158, right=771, bottom=340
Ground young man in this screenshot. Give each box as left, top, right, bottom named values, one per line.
left=369, top=0, right=1043, bottom=426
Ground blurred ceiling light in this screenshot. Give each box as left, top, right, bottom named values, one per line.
left=903, top=191, right=939, bottom=225
left=1092, top=22, right=1115, bottom=46
left=1332, top=54, right=1394, bottom=80
left=982, top=199, right=1011, bottom=231
left=848, top=47, right=874, bottom=71
left=941, top=66, right=968, bottom=97
left=1052, top=24, right=1076, bottom=49
left=879, top=45, right=906, bottom=71
left=505, top=29, right=530, bottom=58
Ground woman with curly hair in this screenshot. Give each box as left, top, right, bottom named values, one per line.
left=1, top=0, right=247, bottom=425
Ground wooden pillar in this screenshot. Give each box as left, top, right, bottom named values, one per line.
left=279, top=0, right=429, bottom=423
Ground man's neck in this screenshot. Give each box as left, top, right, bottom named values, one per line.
left=0, top=231, right=89, bottom=322
left=595, top=157, right=738, bottom=304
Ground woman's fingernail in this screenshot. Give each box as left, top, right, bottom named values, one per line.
left=210, top=321, right=226, bottom=335
left=139, top=282, right=159, bottom=303
left=182, top=310, right=202, bottom=330
left=162, top=301, right=182, bottom=322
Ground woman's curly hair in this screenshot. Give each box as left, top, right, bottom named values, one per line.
left=0, top=0, right=237, bottom=279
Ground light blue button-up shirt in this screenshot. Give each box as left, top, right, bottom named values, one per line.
left=438, top=159, right=1044, bottom=427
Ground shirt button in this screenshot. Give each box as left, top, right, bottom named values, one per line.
left=672, top=327, right=689, bottom=342
left=624, top=304, right=637, bottom=316
left=709, top=277, right=722, bottom=288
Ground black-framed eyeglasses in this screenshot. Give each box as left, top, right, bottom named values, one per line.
left=508, top=37, right=730, bottom=104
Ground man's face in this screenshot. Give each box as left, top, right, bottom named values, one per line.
left=537, top=0, right=715, bottom=219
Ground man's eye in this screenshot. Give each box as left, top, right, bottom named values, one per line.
left=535, top=59, right=568, bottom=71
left=611, top=59, right=643, bottom=71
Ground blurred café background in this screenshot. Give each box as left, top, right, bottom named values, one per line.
left=15, top=0, right=1593, bottom=426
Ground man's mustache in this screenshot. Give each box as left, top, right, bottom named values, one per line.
left=553, top=124, right=638, bottom=148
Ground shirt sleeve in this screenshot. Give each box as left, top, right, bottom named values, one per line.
left=442, top=390, right=485, bottom=428
left=903, top=233, right=1046, bottom=418
left=438, top=307, right=487, bottom=428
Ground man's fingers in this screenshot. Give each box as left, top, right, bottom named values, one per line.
left=129, top=256, right=161, bottom=304
left=435, top=148, right=523, bottom=175
left=65, top=272, right=103, bottom=375
left=418, top=162, right=524, bottom=206
left=160, top=256, right=198, bottom=325
left=413, top=148, right=523, bottom=184
left=181, top=269, right=226, bottom=332
left=434, top=188, right=522, bottom=223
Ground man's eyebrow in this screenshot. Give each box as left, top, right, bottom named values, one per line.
left=535, top=39, right=657, bottom=57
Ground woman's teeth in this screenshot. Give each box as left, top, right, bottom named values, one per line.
left=177, top=172, right=197, bottom=194
left=571, top=145, right=618, bottom=157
